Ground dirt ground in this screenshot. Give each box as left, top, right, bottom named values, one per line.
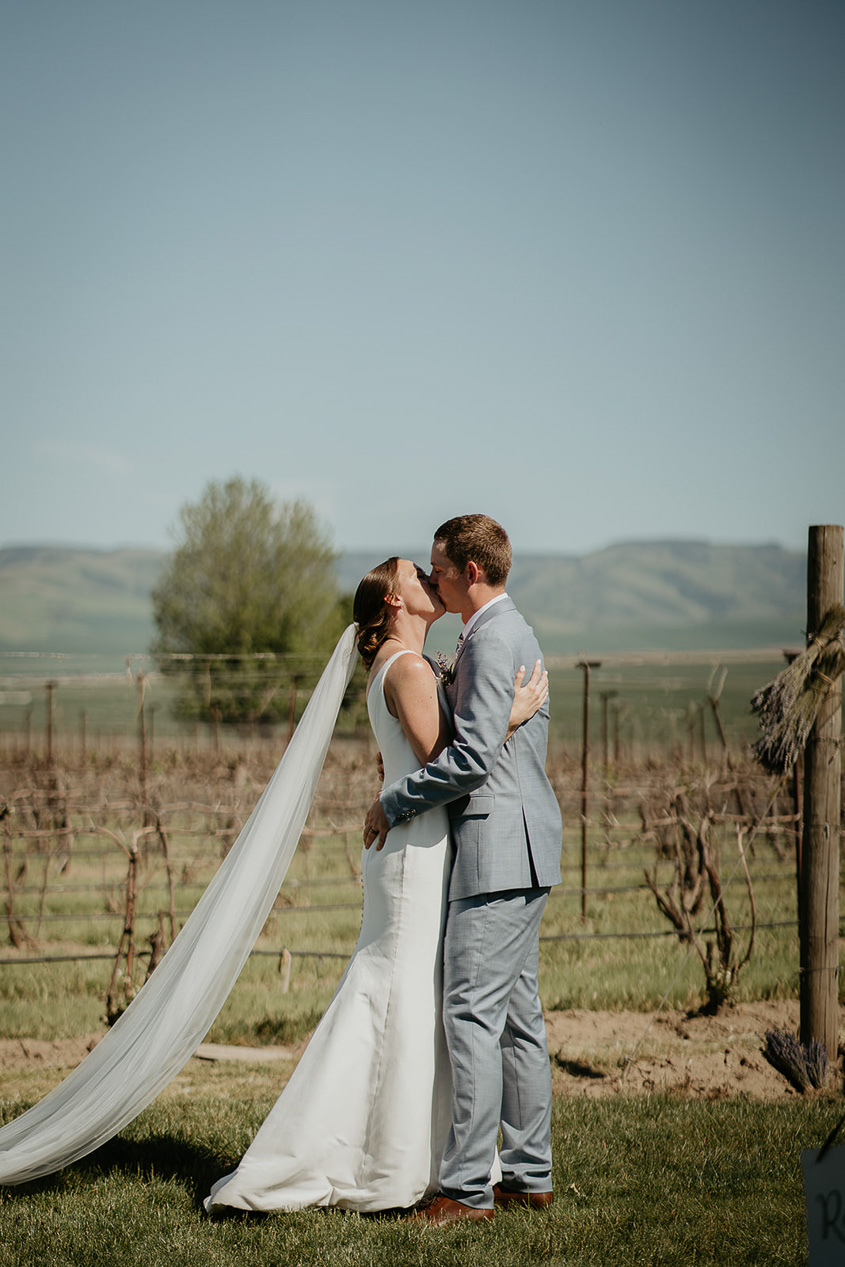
left=544, top=998, right=819, bottom=1100
left=1, top=999, right=832, bottom=1101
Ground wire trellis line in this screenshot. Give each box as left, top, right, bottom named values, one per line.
left=6, top=901, right=365, bottom=925
left=0, top=917, right=812, bottom=967
left=540, top=918, right=804, bottom=943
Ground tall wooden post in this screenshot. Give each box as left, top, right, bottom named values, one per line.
left=138, top=674, right=147, bottom=795
left=577, top=659, right=601, bottom=921
left=601, top=690, right=618, bottom=828
left=138, top=673, right=153, bottom=828
left=782, top=651, right=803, bottom=921
left=799, top=525, right=843, bottom=1061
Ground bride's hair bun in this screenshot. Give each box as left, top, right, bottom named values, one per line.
left=353, top=558, right=400, bottom=668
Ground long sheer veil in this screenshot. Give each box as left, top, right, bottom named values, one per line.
left=0, top=625, right=359, bottom=1186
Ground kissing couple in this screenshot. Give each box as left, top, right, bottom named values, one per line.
left=206, top=513, right=563, bottom=1223
left=0, top=514, right=562, bottom=1223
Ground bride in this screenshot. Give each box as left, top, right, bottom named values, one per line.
left=205, top=557, right=546, bottom=1214
left=0, top=559, right=544, bottom=1198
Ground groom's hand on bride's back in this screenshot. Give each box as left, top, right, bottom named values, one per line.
left=363, top=797, right=391, bottom=851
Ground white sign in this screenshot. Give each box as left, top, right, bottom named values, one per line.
left=803, top=1146, right=845, bottom=1265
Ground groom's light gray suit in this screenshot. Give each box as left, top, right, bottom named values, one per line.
left=380, top=596, right=562, bottom=1208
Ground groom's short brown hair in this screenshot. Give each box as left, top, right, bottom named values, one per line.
left=434, top=514, right=512, bottom=587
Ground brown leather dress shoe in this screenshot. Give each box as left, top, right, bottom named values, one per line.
left=407, top=1194, right=494, bottom=1225
left=492, top=1184, right=554, bottom=1210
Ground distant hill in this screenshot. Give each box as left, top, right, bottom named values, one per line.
left=510, top=540, right=807, bottom=654
left=340, top=541, right=807, bottom=654
left=0, top=546, right=167, bottom=654
left=0, top=540, right=807, bottom=657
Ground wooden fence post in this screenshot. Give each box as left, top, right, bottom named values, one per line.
left=782, top=651, right=803, bottom=921
left=577, top=659, right=601, bottom=920
left=138, top=673, right=148, bottom=820
left=600, top=689, right=618, bottom=827
left=799, top=524, right=843, bottom=1062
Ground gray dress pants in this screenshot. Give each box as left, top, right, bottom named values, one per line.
left=439, top=886, right=552, bottom=1209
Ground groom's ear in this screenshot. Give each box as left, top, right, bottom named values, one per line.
left=466, top=561, right=480, bottom=585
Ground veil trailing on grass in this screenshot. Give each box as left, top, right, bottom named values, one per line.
left=0, top=625, right=359, bottom=1186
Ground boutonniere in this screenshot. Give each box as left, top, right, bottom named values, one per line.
left=435, top=652, right=456, bottom=686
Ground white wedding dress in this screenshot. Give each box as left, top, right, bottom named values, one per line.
left=205, top=650, right=454, bottom=1213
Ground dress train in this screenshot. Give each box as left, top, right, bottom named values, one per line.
left=0, top=628, right=358, bottom=1186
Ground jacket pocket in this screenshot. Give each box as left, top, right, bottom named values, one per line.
left=455, top=793, right=494, bottom=819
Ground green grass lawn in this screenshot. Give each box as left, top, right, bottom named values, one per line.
left=0, top=1088, right=836, bottom=1266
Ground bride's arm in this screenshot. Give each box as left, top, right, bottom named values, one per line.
left=385, top=654, right=547, bottom=767
left=384, top=654, right=450, bottom=766
left=365, top=654, right=550, bottom=849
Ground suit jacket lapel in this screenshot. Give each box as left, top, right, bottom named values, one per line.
left=448, top=597, right=516, bottom=701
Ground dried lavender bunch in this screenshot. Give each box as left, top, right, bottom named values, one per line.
left=762, top=1028, right=829, bottom=1092
left=803, top=1037, right=830, bottom=1090
left=762, top=1028, right=809, bottom=1091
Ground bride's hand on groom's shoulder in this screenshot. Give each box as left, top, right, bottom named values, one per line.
left=508, top=659, right=548, bottom=735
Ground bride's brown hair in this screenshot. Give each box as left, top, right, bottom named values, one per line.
left=353, top=558, right=400, bottom=669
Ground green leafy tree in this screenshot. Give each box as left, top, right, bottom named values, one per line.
left=151, top=478, right=345, bottom=724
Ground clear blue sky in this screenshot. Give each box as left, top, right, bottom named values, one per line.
left=2, top=0, right=843, bottom=559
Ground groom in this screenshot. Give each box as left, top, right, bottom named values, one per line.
left=363, top=514, right=562, bottom=1224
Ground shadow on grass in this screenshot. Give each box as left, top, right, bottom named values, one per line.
left=553, top=1054, right=605, bottom=1080
left=12, top=1130, right=431, bottom=1226
left=10, top=1131, right=235, bottom=1210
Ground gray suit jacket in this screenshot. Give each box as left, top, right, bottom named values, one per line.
left=380, top=597, right=562, bottom=901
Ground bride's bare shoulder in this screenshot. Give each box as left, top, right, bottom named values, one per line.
left=379, top=651, right=436, bottom=710
left=367, top=646, right=428, bottom=696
